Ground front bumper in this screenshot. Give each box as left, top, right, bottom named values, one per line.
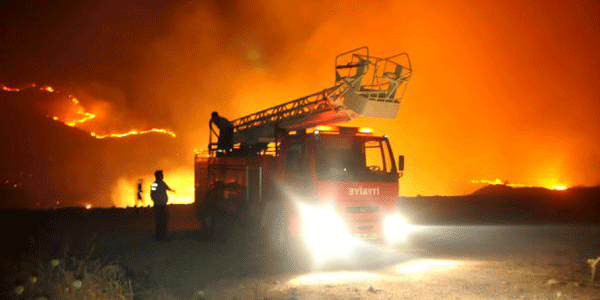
left=295, top=202, right=410, bottom=266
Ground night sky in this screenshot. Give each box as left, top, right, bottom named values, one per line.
left=1, top=0, right=599, bottom=203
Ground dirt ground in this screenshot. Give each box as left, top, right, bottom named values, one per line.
left=3, top=206, right=600, bottom=300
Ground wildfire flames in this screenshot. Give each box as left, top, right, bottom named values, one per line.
left=471, top=179, right=567, bottom=191
left=1, top=82, right=176, bottom=139
left=1, top=83, right=34, bottom=92
left=2, top=82, right=183, bottom=208
left=53, top=94, right=96, bottom=127
left=91, top=128, right=176, bottom=139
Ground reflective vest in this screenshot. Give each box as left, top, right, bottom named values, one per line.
left=150, top=181, right=168, bottom=205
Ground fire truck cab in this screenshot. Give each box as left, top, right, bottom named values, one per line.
left=278, top=125, right=408, bottom=259
left=194, top=47, right=412, bottom=264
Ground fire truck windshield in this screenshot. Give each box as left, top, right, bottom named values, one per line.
left=315, top=135, right=397, bottom=182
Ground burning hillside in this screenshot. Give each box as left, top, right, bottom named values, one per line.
left=1, top=82, right=176, bottom=139
left=0, top=84, right=188, bottom=209
left=471, top=178, right=567, bottom=191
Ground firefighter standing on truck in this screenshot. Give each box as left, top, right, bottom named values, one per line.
left=210, top=111, right=233, bottom=154
left=150, top=170, right=175, bottom=240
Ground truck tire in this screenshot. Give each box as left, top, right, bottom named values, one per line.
left=199, top=187, right=225, bottom=240
left=201, top=183, right=248, bottom=242
left=209, top=209, right=232, bottom=242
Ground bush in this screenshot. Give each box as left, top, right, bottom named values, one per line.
left=3, top=234, right=134, bottom=300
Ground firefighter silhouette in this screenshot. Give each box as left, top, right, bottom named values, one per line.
left=136, top=179, right=144, bottom=206
left=210, top=111, right=233, bottom=153
left=150, top=170, right=175, bottom=240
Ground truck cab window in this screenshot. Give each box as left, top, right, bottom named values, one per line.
left=364, top=140, right=385, bottom=172
left=381, top=139, right=394, bottom=173
left=315, top=135, right=396, bottom=181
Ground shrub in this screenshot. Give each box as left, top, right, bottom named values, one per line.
left=4, top=234, right=134, bottom=299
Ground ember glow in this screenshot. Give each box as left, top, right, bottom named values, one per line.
left=40, top=85, right=54, bottom=93
left=471, top=179, right=568, bottom=191
left=1, top=83, right=29, bottom=92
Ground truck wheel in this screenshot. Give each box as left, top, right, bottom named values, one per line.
left=210, top=211, right=224, bottom=241
left=198, top=207, right=228, bottom=241
left=199, top=209, right=215, bottom=239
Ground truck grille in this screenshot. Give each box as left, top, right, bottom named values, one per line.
left=353, top=233, right=379, bottom=240
left=346, top=206, right=380, bottom=214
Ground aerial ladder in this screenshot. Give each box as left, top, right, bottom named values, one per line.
left=208, top=47, right=412, bottom=153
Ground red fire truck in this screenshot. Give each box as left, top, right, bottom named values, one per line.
left=195, top=47, right=412, bottom=264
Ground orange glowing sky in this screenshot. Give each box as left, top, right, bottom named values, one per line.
left=204, top=0, right=600, bottom=195
left=1, top=0, right=599, bottom=198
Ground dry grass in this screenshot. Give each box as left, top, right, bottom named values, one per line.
left=587, top=256, right=600, bottom=283
left=4, top=233, right=134, bottom=300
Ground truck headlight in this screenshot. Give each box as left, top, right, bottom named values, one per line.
left=383, top=213, right=410, bottom=245
left=296, top=203, right=354, bottom=262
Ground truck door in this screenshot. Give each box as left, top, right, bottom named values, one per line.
left=283, top=141, right=311, bottom=237
left=284, top=142, right=310, bottom=194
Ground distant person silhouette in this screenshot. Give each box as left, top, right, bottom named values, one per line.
left=210, top=111, right=233, bottom=154
left=136, top=179, right=144, bottom=206
left=150, top=170, right=175, bottom=240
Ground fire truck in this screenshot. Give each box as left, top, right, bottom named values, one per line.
left=195, top=47, right=412, bottom=264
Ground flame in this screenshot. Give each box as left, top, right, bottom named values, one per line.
left=91, top=128, right=176, bottom=139
left=193, top=148, right=211, bottom=157
left=1, top=84, right=22, bottom=92
left=64, top=110, right=96, bottom=126
left=1, top=82, right=97, bottom=126
left=1, top=82, right=37, bottom=92
left=471, top=178, right=568, bottom=191
left=111, top=168, right=194, bottom=207
left=40, top=85, right=55, bottom=92
left=2, top=82, right=176, bottom=139
left=57, top=95, right=97, bottom=127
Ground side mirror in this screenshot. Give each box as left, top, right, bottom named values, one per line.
left=398, top=155, right=405, bottom=171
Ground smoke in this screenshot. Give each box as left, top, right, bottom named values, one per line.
left=129, top=0, right=346, bottom=142
left=101, top=0, right=356, bottom=206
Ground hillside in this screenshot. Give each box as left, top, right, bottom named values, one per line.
left=0, top=91, right=180, bottom=209
left=400, top=186, right=600, bottom=225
